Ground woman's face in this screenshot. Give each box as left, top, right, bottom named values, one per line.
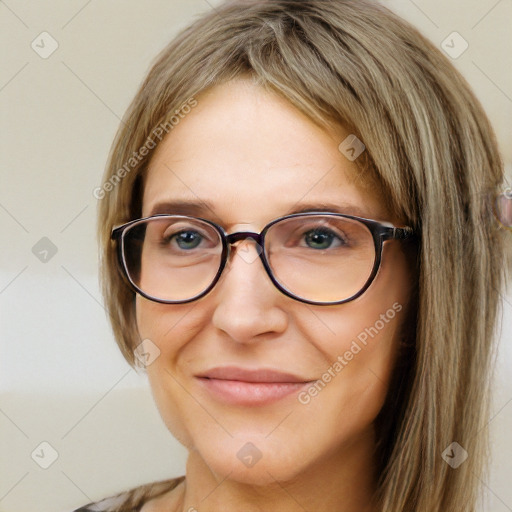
left=136, top=79, right=413, bottom=485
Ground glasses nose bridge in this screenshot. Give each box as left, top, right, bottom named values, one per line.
left=225, top=230, right=264, bottom=247
left=224, top=231, right=267, bottom=269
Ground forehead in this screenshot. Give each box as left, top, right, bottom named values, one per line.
left=142, top=79, right=386, bottom=227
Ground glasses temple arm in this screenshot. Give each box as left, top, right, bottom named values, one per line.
left=392, top=226, right=416, bottom=240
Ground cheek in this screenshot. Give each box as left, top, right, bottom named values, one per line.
left=298, top=295, right=405, bottom=381
left=294, top=244, right=412, bottom=429
left=135, top=297, right=197, bottom=446
left=291, top=304, right=404, bottom=456
left=135, top=296, right=206, bottom=355
left=298, top=301, right=402, bottom=405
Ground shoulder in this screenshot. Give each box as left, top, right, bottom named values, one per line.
left=70, top=476, right=185, bottom=512
left=70, top=492, right=128, bottom=511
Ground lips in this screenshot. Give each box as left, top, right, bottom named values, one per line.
left=197, top=366, right=309, bottom=383
left=195, top=366, right=314, bottom=406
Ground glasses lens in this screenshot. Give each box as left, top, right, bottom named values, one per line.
left=265, top=215, right=376, bottom=303
left=122, top=217, right=223, bottom=302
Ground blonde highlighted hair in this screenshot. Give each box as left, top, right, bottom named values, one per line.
left=97, top=0, right=511, bottom=510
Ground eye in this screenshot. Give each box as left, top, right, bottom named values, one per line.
left=171, top=230, right=203, bottom=250
left=303, top=227, right=344, bottom=250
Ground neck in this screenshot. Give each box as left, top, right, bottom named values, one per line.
left=178, top=429, right=378, bottom=512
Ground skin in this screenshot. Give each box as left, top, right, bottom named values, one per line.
left=137, top=78, right=414, bottom=512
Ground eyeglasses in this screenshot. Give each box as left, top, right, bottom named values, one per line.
left=111, top=212, right=415, bottom=306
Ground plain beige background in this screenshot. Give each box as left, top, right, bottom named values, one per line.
left=0, top=1, right=511, bottom=511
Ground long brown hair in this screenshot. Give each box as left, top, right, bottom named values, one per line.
left=97, top=1, right=511, bottom=510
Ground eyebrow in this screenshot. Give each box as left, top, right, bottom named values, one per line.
left=148, top=200, right=216, bottom=217
left=290, top=203, right=374, bottom=219
left=148, top=200, right=376, bottom=221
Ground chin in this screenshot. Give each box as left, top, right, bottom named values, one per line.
left=207, top=455, right=301, bottom=487
left=189, top=432, right=307, bottom=485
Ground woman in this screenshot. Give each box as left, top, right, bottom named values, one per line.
left=75, top=0, right=510, bottom=510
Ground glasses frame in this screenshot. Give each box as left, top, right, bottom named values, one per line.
left=111, top=212, right=415, bottom=306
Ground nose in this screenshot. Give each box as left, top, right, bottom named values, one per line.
left=211, top=239, right=288, bottom=344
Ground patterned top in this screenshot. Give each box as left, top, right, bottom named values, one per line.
left=72, top=477, right=185, bottom=512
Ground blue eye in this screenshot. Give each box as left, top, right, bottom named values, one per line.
left=172, top=230, right=203, bottom=250
left=304, top=228, right=344, bottom=249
